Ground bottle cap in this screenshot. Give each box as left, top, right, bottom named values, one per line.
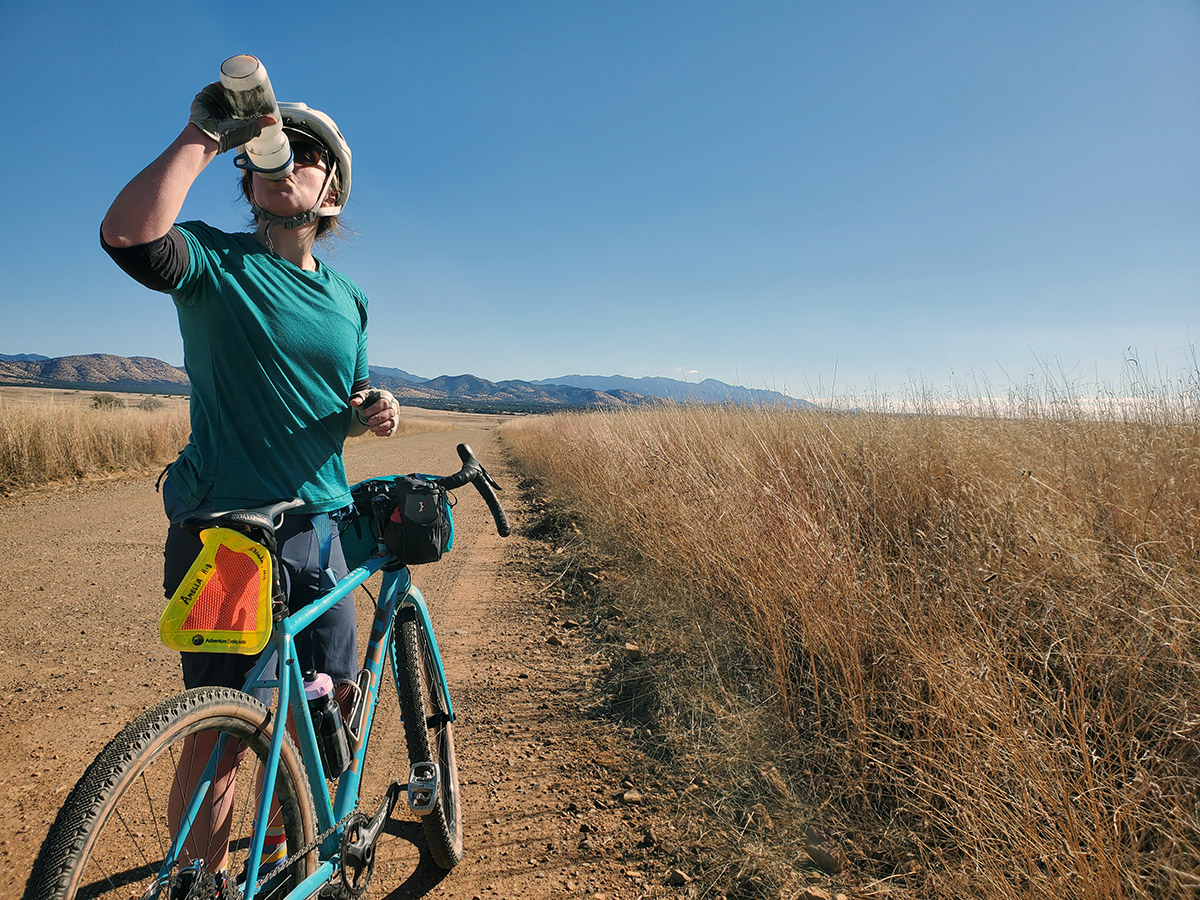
left=304, top=672, right=333, bottom=700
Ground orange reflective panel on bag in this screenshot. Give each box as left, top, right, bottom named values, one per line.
left=160, top=527, right=273, bottom=654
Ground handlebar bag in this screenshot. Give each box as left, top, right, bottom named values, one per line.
left=340, top=476, right=400, bottom=570
left=159, top=527, right=273, bottom=654
left=384, top=475, right=454, bottom=565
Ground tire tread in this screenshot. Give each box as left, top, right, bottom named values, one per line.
left=23, top=687, right=314, bottom=900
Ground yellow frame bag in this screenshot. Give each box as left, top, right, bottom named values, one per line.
left=159, top=527, right=273, bottom=655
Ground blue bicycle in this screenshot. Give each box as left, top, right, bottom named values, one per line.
left=24, top=444, right=510, bottom=900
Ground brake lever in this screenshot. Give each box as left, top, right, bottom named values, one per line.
left=477, top=462, right=503, bottom=492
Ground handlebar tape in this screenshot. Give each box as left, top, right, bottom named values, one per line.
left=439, top=444, right=511, bottom=537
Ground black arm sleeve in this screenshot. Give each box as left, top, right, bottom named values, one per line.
left=100, top=227, right=190, bottom=292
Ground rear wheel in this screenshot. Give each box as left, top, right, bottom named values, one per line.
left=391, top=604, right=463, bottom=869
left=24, top=687, right=316, bottom=900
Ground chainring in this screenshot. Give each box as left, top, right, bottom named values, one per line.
left=337, top=812, right=375, bottom=899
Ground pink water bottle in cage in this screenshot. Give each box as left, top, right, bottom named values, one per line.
left=303, top=671, right=351, bottom=777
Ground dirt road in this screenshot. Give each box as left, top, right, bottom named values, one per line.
left=0, top=412, right=687, bottom=900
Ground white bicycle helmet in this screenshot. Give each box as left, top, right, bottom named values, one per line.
left=278, top=102, right=352, bottom=215
left=247, top=102, right=352, bottom=231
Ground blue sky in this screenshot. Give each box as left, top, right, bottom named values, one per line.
left=2, top=1, right=1196, bottom=399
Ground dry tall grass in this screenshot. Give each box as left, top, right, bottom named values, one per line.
left=502, top=402, right=1200, bottom=899
left=0, top=395, right=456, bottom=493
left=0, top=391, right=460, bottom=494
left=0, top=396, right=191, bottom=492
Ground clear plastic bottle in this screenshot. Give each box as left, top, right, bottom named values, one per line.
left=218, top=55, right=293, bottom=180
left=303, top=671, right=351, bottom=777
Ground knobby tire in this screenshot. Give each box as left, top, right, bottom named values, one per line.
left=24, top=687, right=316, bottom=900
left=392, top=605, right=463, bottom=869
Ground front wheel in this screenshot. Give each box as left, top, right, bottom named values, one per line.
left=24, top=687, right=316, bottom=900
left=392, top=605, right=463, bottom=869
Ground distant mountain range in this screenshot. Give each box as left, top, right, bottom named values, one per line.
left=0, top=354, right=191, bottom=394
left=0, top=353, right=809, bottom=412
left=533, top=374, right=806, bottom=407
left=368, top=371, right=653, bottom=411
left=368, top=364, right=428, bottom=384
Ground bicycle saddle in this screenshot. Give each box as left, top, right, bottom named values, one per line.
left=180, top=499, right=306, bottom=536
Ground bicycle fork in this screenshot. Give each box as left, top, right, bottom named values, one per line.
left=342, top=573, right=453, bottom=814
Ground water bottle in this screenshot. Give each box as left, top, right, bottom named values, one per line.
left=303, top=671, right=351, bottom=777
left=218, top=55, right=293, bottom=180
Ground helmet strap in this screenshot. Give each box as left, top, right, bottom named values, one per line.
left=313, top=164, right=343, bottom=217
left=253, top=205, right=321, bottom=232
left=250, top=162, right=342, bottom=244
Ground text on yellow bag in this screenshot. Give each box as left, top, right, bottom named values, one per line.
left=159, top=527, right=272, bottom=654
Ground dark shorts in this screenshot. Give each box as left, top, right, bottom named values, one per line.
left=163, top=480, right=357, bottom=696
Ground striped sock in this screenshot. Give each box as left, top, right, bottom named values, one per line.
left=262, top=826, right=287, bottom=870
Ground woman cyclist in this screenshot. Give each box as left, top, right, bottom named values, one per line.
left=99, top=80, right=397, bottom=887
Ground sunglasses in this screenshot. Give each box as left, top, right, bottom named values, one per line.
left=288, top=138, right=329, bottom=169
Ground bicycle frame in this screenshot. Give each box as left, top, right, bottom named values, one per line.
left=165, top=551, right=454, bottom=900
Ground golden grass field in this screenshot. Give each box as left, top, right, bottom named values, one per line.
left=0, top=387, right=450, bottom=493
left=0, top=387, right=192, bottom=491
left=5, top=380, right=1197, bottom=898
left=501, top=401, right=1199, bottom=899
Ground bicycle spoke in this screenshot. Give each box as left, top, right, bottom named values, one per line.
left=114, top=802, right=153, bottom=875
left=141, top=768, right=167, bottom=861
left=227, top=747, right=262, bottom=873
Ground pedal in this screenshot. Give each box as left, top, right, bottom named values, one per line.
left=406, top=761, right=440, bottom=815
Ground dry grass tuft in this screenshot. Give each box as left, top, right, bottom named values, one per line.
left=0, top=395, right=191, bottom=492
left=502, top=401, right=1200, bottom=899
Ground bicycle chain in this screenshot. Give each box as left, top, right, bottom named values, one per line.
left=244, top=808, right=360, bottom=899
left=163, top=806, right=361, bottom=900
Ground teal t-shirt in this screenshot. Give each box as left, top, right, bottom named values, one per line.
left=166, top=222, right=369, bottom=513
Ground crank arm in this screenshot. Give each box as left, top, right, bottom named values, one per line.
left=343, top=782, right=403, bottom=868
